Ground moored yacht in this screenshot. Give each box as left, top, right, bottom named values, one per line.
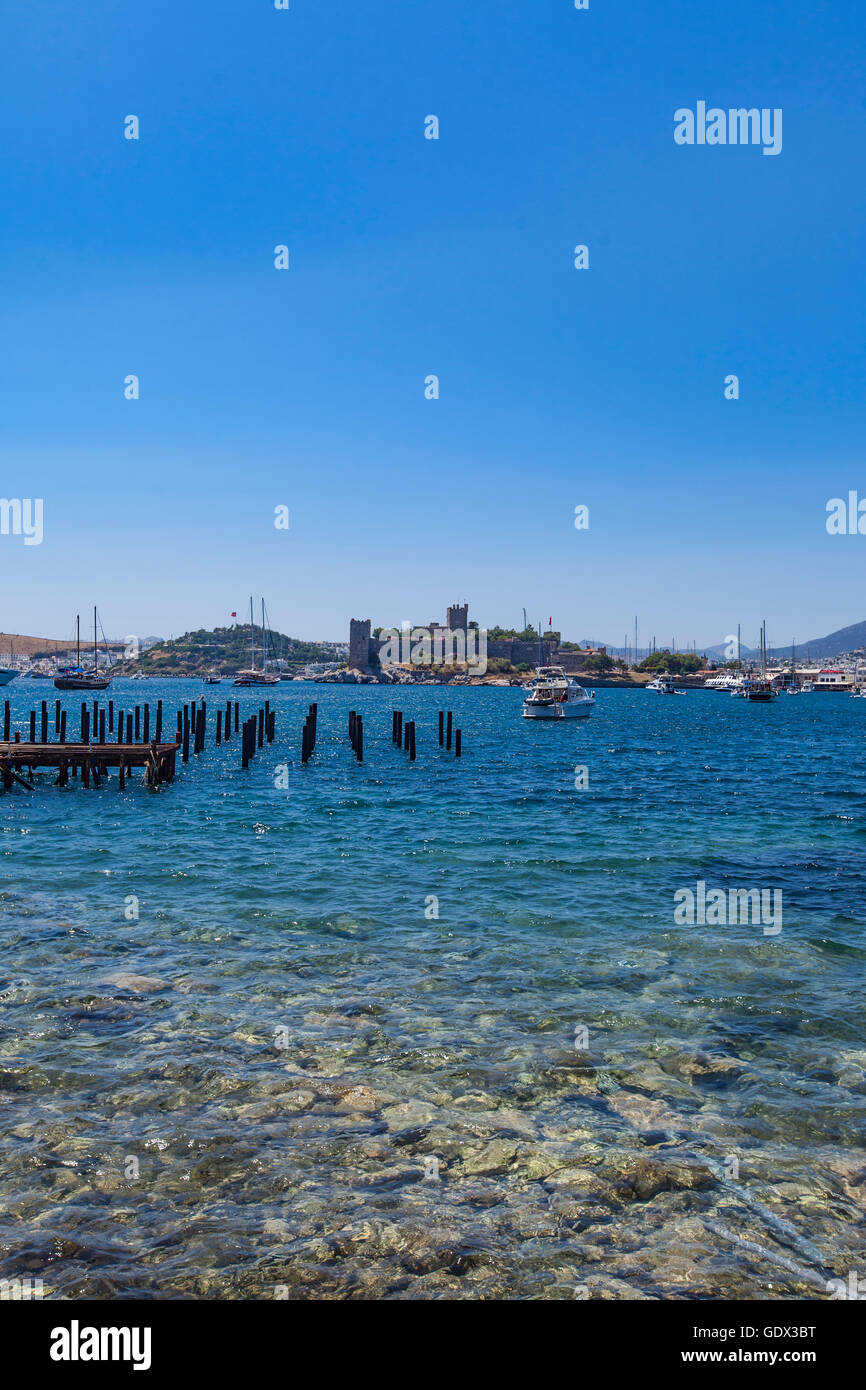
left=522, top=666, right=595, bottom=719
left=646, top=675, right=677, bottom=693
left=233, top=597, right=281, bottom=687
left=54, top=610, right=112, bottom=691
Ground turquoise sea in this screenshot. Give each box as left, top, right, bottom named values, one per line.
left=0, top=680, right=864, bottom=1299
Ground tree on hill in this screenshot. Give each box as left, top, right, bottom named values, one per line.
left=637, top=649, right=703, bottom=675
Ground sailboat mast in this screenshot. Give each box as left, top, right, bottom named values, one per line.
left=250, top=597, right=254, bottom=670
left=262, top=599, right=266, bottom=671
left=93, top=606, right=98, bottom=671
left=76, top=615, right=80, bottom=667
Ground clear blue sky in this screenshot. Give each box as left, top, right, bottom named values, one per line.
left=2, top=1, right=865, bottom=652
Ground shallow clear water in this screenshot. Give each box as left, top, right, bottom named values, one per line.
left=0, top=680, right=864, bottom=1299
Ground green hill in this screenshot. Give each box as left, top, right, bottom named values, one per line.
left=125, top=625, right=330, bottom=675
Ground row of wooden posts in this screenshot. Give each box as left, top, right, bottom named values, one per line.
left=0, top=695, right=277, bottom=790
left=240, top=704, right=276, bottom=769
left=394, top=709, right=461, bottom=757
left=392, top=710, right=416, bottom=760
left=2, top=697, right=168, bottom=747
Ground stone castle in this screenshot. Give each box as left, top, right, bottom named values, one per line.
left=347, top=605, right=598, bottom=672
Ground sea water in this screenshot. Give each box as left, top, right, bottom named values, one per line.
left=0, top=681, right=863, bottom=1299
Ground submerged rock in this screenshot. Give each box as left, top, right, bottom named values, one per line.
left=607, top=1155, right=717, bottom=1202
left=98, top=973, right=169, bottom=995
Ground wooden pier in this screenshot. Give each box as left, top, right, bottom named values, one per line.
left=0, top=740, right=180, bottom=790
left=0, top=693, right=277, bottom=792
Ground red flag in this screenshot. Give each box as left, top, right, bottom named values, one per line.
left=230, top=611, right=237, bottom=618
left=548, top=616, right=552, bottom=626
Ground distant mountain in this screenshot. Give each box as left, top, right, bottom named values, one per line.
left=703, top=640, right=757, bottom=661
left=578, top=622, right=866, bottom=664
left=772, top=620, right=866, bottom=662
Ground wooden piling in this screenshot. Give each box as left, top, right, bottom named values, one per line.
left=446, top=710, right=453, bottom=751
left=355, top=714, right=363, bottom=762
left=143, top=704, right=150, bottom=744
left=59, top=710, right=67, bottom=744
left=108, top=699, right=114, bottom=733
left=155, top=700, right=162, bottom=743
left=29, top=711, right=36, bottom=743
left=41, top=701, right=48, bottom=744
left=257, top=708, right=264, bottom=749
left=134, top=706, right=141, bottom=742
left=455, top=728, right=462, bottom=757
left=3, top=703, right=9, bottom=742
left=438, top=710, right=444, bottom=746
left=126, top=713, right=133, bottom=744
left=182, top=710, right=190, bottom=763
left=409, top=720, right=416, bottom=761
left=216, top=709, right=222, bottom=745
left=99, top=710, right=105, bottom=743
left=234, top=702, right=239, bottom=733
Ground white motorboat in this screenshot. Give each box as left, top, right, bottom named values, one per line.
left=522, top=666, right=595, bottom=719
left=646, top=675, right=678, bottom=693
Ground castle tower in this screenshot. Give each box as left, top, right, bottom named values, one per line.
left=349, top=618, right=371, bottom=670
left=446, top=603, right=468, bottom=632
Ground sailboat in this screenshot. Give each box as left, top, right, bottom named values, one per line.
left=54, top=609, right=112, bottom=691
left=233, top=598, right=280, bottom=686
left=786, top=640, right=801, bottom=693
left=747, top=620, right=777, bottom=702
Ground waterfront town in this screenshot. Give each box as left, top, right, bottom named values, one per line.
left=2, top=602, right=866, bottom=691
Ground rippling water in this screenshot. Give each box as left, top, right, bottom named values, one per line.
left=1, top=680, right=864, bottom=1299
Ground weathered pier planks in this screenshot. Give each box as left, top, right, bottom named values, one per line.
left=0, top=740, right=180, bottom=790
